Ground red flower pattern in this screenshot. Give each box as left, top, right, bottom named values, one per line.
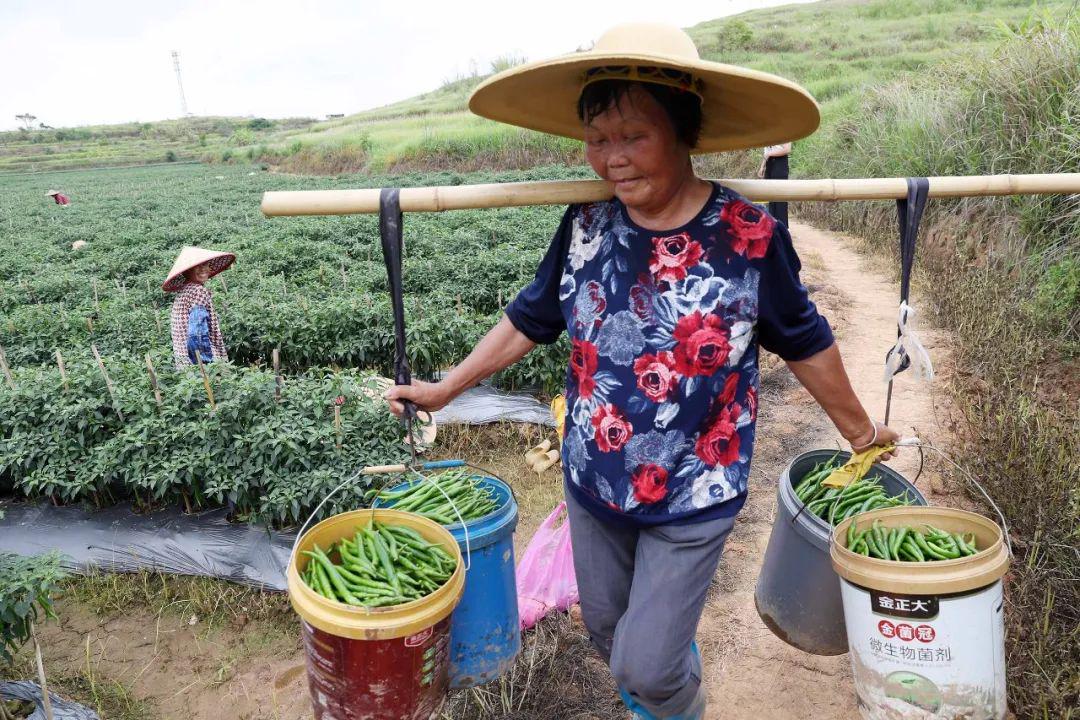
left=631, top=464, right=669, bottom=504
left=570, top=338, right=598, bottom=399
left=673, top=311, right=731, bottom=377
left=695, top=401, right=742, bottom=467
left=649, top=232, right=704, bottom=284
left=720, top=199, right=774, bottom=259
left=633, top=351, right=679, bottom=402
left=591, top=404, right=633, bottom=452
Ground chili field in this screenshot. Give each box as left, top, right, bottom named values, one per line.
left=0, top=162, right=581, bottom=523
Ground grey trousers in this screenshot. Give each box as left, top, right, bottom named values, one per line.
left=564, top=486, right=736, bottom=718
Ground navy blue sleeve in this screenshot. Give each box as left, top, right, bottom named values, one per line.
left=756, top=220, right=835, bottom=361
left=503, top=205, right=574, bottom=345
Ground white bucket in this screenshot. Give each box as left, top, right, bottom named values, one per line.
left=831, top=507, right=1010, bottom=720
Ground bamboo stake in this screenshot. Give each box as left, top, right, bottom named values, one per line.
left=86, top=316, right=94, bottom=334
left=340, top=261, right=347, bottom=289
left=145, top=353, right=162, bottom=408
left=193, top=350, right=216, bottom=412
left=91, top=344, right=124, bottom=422
left=55, top=349, right=68, bottom=391
left=92, top=278, right=100, bottom=312
left=261, top=173, right=1080, bottom=216
left=0, top=343, right=14, bottom=390
left=30, top=622, right=54, bottom=720
left=334, top=405, right=342, bottom=450
left=219, top=273, right=228, bottom=293
left=272, top=348, right=282, bottom=403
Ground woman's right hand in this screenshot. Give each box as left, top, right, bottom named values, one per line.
left=383, top=380, right=452, bottom=418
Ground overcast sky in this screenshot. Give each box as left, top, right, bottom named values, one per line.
left=1, top=0, right=818, bottom=131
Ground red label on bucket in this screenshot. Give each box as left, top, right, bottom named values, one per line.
left=301, top=617, right=451, bottom=720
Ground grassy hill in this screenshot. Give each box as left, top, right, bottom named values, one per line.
left=218, top=0, right=1080, bottom=173
left=3, top=0, right=1074, bottom=175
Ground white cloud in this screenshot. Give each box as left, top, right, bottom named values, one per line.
left=0, top=0, right=818, bottom=130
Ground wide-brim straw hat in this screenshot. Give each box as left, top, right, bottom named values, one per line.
left=162, top=246, right=236, bottom=292
left=45, top=189, right=61, bottom=196
left=469, top=23, right=819, bottom=154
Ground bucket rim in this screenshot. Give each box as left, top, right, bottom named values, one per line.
left=781, top=448, right=927, bottom=543
left=374, top=474, right=516, bottom=533
left=287, top=508, right=465, bottom=640
left=830, top=506, right=1010, bottom=595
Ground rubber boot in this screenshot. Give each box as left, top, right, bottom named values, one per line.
left=618, top=642, right=705, bottom=720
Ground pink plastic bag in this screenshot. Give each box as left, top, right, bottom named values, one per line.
left=515, top=501, right=579, bottom=630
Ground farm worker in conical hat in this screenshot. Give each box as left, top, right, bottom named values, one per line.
left=46, top=189, right=71, bottom=206
left=386, top=23, right=902, bottom=719
left=163, top=246, right=235, bottom=369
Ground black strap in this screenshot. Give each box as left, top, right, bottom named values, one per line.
left=884, top=177, right=929, bottom=424
left=896, top=177, right=929, bottom=307
left=379, top=189, right=418, bottom=444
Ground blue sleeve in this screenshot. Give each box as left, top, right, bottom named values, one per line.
left=756, top=221, right=834, bottom=361
left=503, top=205, right=574, bottom=345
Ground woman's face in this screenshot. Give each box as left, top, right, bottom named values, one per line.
left=185, top=263, right=212, bottom=285
left=583, top=85, right=690, bottom=213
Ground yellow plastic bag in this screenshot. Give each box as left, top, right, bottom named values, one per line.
left=551, top=394, right=566, bottom=442
left=821, top=445, right=895, bottom=488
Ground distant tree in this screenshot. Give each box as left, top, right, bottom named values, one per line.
left=38, top=122, right=53, bottom=130
left=247, top=117, right=273, bottom=131
left=15, top=113, right=37, bottom=131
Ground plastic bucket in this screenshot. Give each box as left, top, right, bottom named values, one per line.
left=287, top=509, right=465, bottom=720
left=831, top=507, right=1010, bottom=720
left=754, top=449, right=927, bottom=655
left=374, top=475, right=520, bottom=688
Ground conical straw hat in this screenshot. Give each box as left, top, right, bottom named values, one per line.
left=45, top=189, right=61, bottom=196
left=162, top=246, right=236, bottom=292
left=469, top=22, right=819, bottom=154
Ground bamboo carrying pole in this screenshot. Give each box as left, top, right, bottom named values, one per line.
left=261, top=173, right=1080, bottom=216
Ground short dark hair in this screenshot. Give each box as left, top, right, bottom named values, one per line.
left=577, top=79, right=703, bottom=149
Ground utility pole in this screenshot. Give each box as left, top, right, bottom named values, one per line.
left=172, top=50, right=190, bottom=116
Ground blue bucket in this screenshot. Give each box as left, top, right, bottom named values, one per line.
left=374, top=472, right=520, bottom=688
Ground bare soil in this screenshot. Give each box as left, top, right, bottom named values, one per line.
left=20, top=221, right=963, bottom=719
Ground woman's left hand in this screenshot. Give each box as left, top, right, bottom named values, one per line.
left=848, top=420, right=901, bottom=461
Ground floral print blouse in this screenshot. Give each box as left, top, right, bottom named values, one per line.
left=505, top=183, right=833, bottom=526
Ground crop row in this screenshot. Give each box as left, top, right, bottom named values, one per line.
left=0, top=164, right=586, bottom=394
left=0, top=350, right=413, bottom=527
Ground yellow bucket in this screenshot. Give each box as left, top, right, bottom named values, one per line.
left=288, top=509, right=465, bottom=720
left=831, top=507, right=1010, bottom=719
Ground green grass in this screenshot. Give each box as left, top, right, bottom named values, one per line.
left=232, top=0, right=1080, bottom=173
left=796, top=23, right=1079, bottom=718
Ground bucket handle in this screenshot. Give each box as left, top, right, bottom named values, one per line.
left=288, top=459, right=481, bottom=579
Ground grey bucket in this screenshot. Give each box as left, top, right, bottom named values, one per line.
left=753, top=449, right=927, bottom=656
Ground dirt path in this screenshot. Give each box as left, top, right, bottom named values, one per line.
left=24, top=221, right=959, bottom=720
left=697, top=221, right=955, bottom=719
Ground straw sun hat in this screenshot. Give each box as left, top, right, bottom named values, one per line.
left=469, top=22, right=819, bottom=153
left=162, top=246, right=236, bottom=292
